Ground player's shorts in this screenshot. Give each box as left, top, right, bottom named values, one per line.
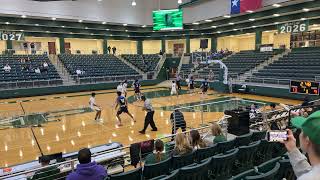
left=190, top=85, right=195, bottom=90
left=202, top=87, right=208, bottom=92
left=91, top=106, right=101, bottom=111
left=171, top=89, right=177, bottom=95
left=117, top=106, right=129, bottom=115
left=135, top=89, right=140, bottom=93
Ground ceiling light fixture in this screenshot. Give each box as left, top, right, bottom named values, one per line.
left=5, top=22, right=10, bottom=25
left=61, top=26, right=65, bottom=28
left=35, top=24, right=39, bottom=26
left=274, top=22, right=279, bottom=25
left=246, top=10, right=254, bottom=13
left=233, top=29, right=238, bottom=31
left=131, top=0, right=136, bottom=6
left=273, top=14, right=280, bottom=17
left=102, top=22, right=106, bottom=24
left=211, top=26, right=217, bottom=28
left=51, top=17, right=56, bottom=20
left=252, top=26, right=257, bottom=28
left=178, top=0, right=182, bottom=4
left=85, top=27, right=88, bottom=29
left=142, top=25, right=146, bottom=28
left=303, top=8, right=310, bottom=12
left=78, top=20, right=83, bottom=23
left=249, top=19, right=255, bottom=21
left=217, top=31, right=221, bottom=33
left=301, top=18, right=306, bottom=21
left=224, top=15, right=231, bottom=18
left=125, top=30, right=128, bottom=32
left=123, top=24, right=127, bottom=26
left=229, top=22, right=235, bottom=25
left=21, top=15, right=27, bottom=18
left=192, top=22, right=199, bottom=25
left=272, top=4, right=281, bottom=7
left=205, top=19, right=212, bottom=22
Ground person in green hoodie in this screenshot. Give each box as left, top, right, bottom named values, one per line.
left=29, top=155, right=60, bottom=180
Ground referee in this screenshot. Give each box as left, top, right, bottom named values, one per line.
left=139, top=96, right=157, bottom=134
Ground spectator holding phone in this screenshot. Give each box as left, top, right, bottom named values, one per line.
left=281, top=111, right=320, bottom=179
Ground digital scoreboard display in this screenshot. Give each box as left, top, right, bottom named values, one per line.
left=290, top=80, right=319, bottom=95
left=153, top=9, right=183, bottom=31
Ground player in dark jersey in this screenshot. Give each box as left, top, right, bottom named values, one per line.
left=200, top=78, right=209, bottom=98
left=114, top=91, right=135, bottom=126
left=133, top=79, right=141, bottom=101
left=188, top=76, right=195, bottom=94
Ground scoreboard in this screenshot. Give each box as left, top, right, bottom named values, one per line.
left=290, top=80, right=319, bottom=95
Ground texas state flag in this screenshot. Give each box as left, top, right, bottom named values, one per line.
left=231, top=0, right=262, bottom=14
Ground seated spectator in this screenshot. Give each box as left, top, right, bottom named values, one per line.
left=270, top=103, right=277, bottom=111
left=145, top=139, right=168, bottom=165
left=67, top=148, right=107, bottom=180
left=171, top=133, right=193, bottom=156
left=281, top=111, right=320, bottom=179
left=20, top=58, right=25, bottom=63
left=26, top=57, right=31, bottom=62
left=30, top=155, right=60, bottom=180
left=34, top=67, right=41, bottom=74
left=3, top=64, right=11, bottom=72
left=22, top=64, right=31, bottom=71
left=76, top=69, right=84, bottom=75
left=204, top=123, right=226, bottom=146
left=189, top=129, right=207, bottom=150
left=43, top=62, right=48, bottom=69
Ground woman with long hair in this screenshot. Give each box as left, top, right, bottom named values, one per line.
left=145, top=139, right=168, bottom=165
left=172, top=133, right=193, bottom=156
left=211, top=123, right=226, bottom=144
left=189, top=130, right=207, bottom=150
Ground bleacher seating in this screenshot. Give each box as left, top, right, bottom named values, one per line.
left=0, top=55, right=62, bottom=88
left=247, top=48, right=320, bottom=84
left=198, top=51, right=274, bottom=78
left=59, top=54, right=139, bottom=80
left=122, top=54, right=160, bottom=72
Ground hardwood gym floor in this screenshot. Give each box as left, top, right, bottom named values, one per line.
left=0, top=87, right=301, bottom=167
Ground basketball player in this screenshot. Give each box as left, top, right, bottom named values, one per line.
left=122, top=80, right=128, bottom=97
left=133, top=79, right=141, bottom=101
left=116, top=82, right=123, bottom=95
left=114, top=91, right=135, bottom=126
left=171, top=80, right=178, bottom=97
left=188, top=76, right=195, bottom=94
left=89, top=93, right=102, bottom=121
left=200, top=78, right=209, bottom=98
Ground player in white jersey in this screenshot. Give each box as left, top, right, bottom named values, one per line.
left=116, top=82, right=123, bottom=95
left=122, top=80, right=128, bottom=97
left=171, top=80, right=178, bottom=97
left=89, top=93, right=102, bottom=121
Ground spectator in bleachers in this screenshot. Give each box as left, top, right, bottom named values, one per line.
left=34, top=67, right=41, bottom=74
left=22, top=64, right=31, bottom=71
left=30, top=155, right=60, bottom=180
left=43, top=62, right=48, bottom=69
left=204, top=123, right=226, bottom=146
left=67, top=148, right=107, bottom=180
left=3, top=64, right=11, bottom=72
left=20, top=58, right=25, bottom=63
left=112, top=46, right=116, bottom=55
left=107, top=46, right=111, bottom=54
left=189, top=129, right=207, bottom=150
left=76, top=69, right=84, bottom=75
left=26, top=57, right=31, bottom=62
left=145, top=139, right=168, bottom=165
left=270, top=103, right=277, bottom=111
left=282, top=111, right=320, bottom=180
left=171, top=133, right=193, bottom=156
